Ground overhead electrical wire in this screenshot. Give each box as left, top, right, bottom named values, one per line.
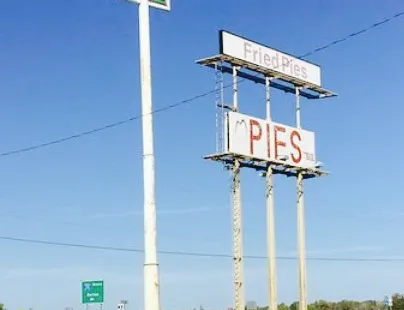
left=1, top=10, right=403, bottom=158
left=300, top=10, right=404, bottom=58
left=0, top=235, right=403, bottom=263
left=0, top=90, right=217, bottom=157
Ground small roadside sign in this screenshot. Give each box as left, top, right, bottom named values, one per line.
left=82, top=280, right=104, bottom=304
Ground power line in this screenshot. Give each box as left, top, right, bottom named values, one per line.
left=300, top=11, right=404, bottom=58
left=1, top=235, right=404, bottom=263
left=0, top=89, right=217, bottom=157
left=1, top=10, right=403, bottom=158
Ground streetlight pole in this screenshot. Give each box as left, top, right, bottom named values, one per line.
left=138, top=1, right=160, bottom=310
left=295, top=87, right=307, bottom=310
left=265, top=76, right=277, bottom=310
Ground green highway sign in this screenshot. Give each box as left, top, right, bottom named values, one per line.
left=82, top=280, right=104, bottom=304
left=150, top=0, right=166, bottom=4
left=149, top=0, right=170, bottom=11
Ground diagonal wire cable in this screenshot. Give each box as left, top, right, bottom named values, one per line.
left=1, top=10, right=403, bottom=158
left=0, top=89, right=218, bottom=157
left=1, top=235, right=404, bottom=263
left=300, top=11, right=404, bottom=58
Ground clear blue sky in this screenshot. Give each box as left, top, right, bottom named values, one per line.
left=0, top=1, right=403, bottom=310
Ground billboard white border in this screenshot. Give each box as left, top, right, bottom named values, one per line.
left=127, top=0, right=171, bottom=11
left=219, top=30, right=322, bottom=87
left=224, top=111, right=317, bottom=170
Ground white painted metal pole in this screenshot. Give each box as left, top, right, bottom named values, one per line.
left=265, top=76, right=277, bottom=310
left=232, top=66, right=244, bottom=310
left=233, top=66, right=239, bottom=111
left=295, top=87, right=307, bottom=310
left=265, top=77, right=271, bottom=122
left=296, top=87, right=301, bottom=129
left=139, top=1, right=161, bottom=310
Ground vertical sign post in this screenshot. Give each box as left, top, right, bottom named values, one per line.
left=138, top=1, right=160, bottom=310
left=265, top=76, right=278, bottom=310
left=295, top=87, right=308, bottom=310
left=125, top=1, right=170, bottom=310
left=232, top=66, right=245, bottom=310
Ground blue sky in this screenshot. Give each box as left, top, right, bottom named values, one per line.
left=0, top=0, right=404, bottom=309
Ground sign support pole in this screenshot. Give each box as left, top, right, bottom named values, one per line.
left=139, top=2, right=161, bottom=310
left=232, top=65, right=244, bottom=310
left=295, top=87, right=307, bottom=310
left=265, top=76, right=277, bottom=310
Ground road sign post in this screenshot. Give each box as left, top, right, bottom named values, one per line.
left=82, top=281, right=104, bottom=304
left=124, top=2, right=170, bottom=310
left=138, top=2, right=161, bottom=310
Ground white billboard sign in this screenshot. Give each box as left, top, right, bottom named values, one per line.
left=128, top=0, right=171, bottom=11
left=220, top=30, right=322, bottom=87
left=225, top=112, right=316, bottom=169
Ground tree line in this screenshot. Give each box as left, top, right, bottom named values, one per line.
left=2, top=295, right=404, bottom=310
left=252, top=294, right=404, bottom=310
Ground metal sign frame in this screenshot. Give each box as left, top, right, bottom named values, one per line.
left=127, top=0, right=171, bottom=11
left=196, top=55, right=336, bottom=100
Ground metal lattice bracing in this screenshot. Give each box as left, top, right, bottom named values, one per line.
left=214, top=62, right=225, bottom=154
left=297, top=172, right=307, bottom=310
left=231, top=66, right=245, bottom=310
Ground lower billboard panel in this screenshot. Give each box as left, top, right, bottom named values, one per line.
left=225, top=112, right=316, bottom=169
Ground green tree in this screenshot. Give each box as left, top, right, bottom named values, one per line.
left=392, top=293, right=404, bottom=310
left=289, top=302, right=299, bottom=310
left=0, top=303, right=4, bottom=310
left=309, top=300, right=333, bottom=310
left=278, top=303, right=289, bottom=310
left=257, top=293, right=404, bottom=310
left=359, top=300, right=379, bottom=310
left=334, top=300, right=360, bottom=310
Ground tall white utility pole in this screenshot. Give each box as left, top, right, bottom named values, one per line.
left=232, top=66, right=245, bottom=310
left=295, top=87, right=307, bottom=310
left=138, top=1, right=160, bottom=310
left=265, top=76, right=277, bottom=310
left=126, top=1, right=170, bottom=310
